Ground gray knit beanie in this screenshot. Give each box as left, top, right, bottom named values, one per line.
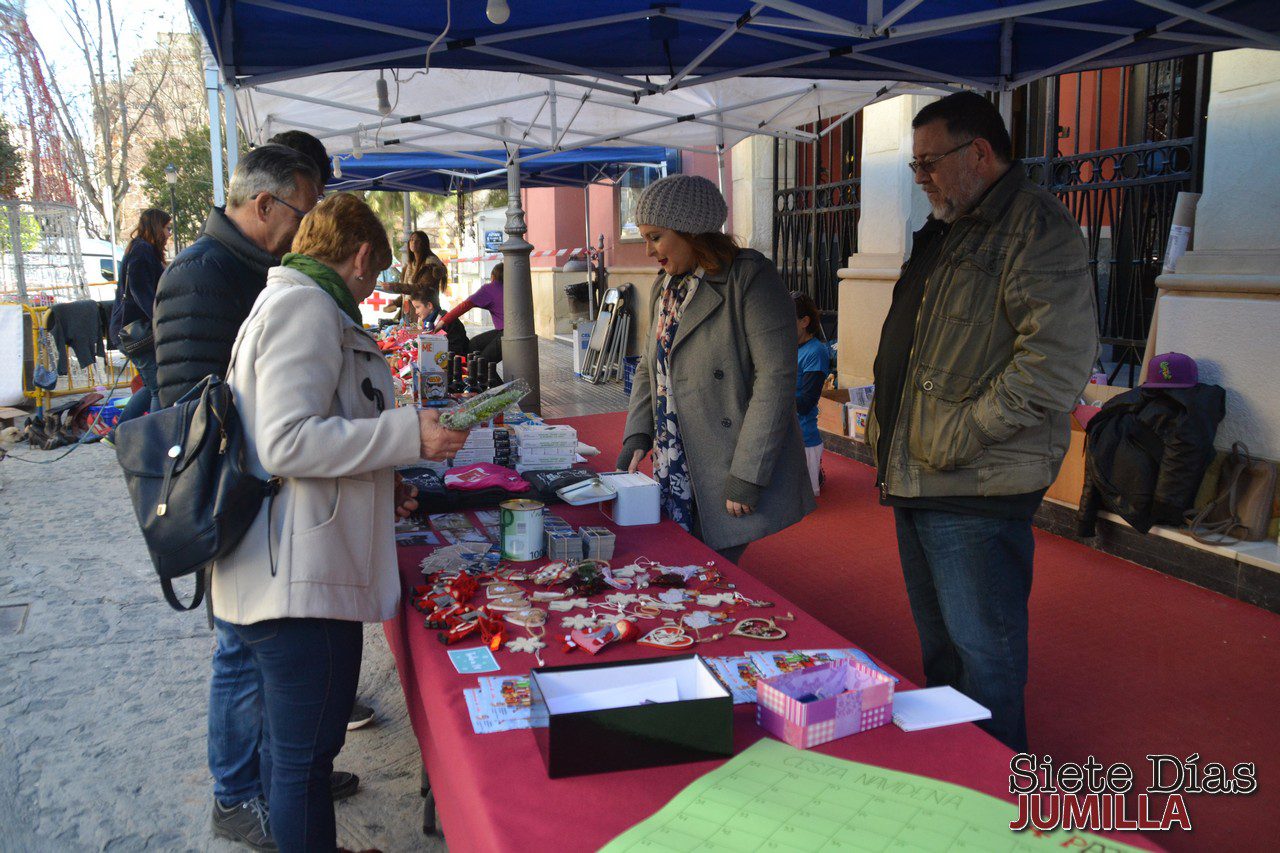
left=633, top=174, right=727, bottom=235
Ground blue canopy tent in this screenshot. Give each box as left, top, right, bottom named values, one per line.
left=194, top=1, right=1278, bottom=94
left=327, top=146, right=677, bottom=193
left=189, top=1, right=1280, bottom=412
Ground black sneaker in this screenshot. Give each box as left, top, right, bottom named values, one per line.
left=347, top=701, right=375, bottom=731
left=212, top=796, right=276, bottom=851
left=331, top=771, right=360, bottom=802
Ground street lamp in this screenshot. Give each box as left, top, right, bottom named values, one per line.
left=164, top=164, right=180, bottom=252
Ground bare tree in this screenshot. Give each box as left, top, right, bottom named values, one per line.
left=37, top=0, right=183, bottom=237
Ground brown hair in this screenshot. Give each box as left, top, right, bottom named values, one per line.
left=681, top=231, right=739, bottom=275
left=792, top=290, right=825, bottom=341
left=131, top=208, right=171, bottom=265
left=411, top=259, right=445, bottom=290
left=490, top=262, right=503, bottom=284
left=292, top=193, right=393, bottom=273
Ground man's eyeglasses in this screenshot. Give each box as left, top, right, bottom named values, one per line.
left=908, top=139, right=976, bottom=175
left=266, top=193, right=308, bottom=218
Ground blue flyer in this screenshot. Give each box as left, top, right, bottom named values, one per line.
left=447, top=646, right=501, bottom=674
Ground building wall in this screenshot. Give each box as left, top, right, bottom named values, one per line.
left=518, top=150, right=730, bottom=339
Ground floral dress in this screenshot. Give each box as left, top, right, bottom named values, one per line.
left=652, top=272, right=697, bottom=532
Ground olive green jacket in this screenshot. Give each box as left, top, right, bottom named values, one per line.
left=867, top=164, right=1098, bottom=499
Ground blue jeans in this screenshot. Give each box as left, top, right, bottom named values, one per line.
left=892, top=507, right=1034, bottom=751
left=227, top=618, right=363, bottom=852
left=210, top=618, right=266, bottom=806
left=114, top=348, right=158, bottom=428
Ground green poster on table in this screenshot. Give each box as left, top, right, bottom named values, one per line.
left=603, top=739, right=1146, bottom=852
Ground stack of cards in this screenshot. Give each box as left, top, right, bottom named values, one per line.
left=703, top=649, right=898, bottom=705
left=749, top=648, right=898, bottom=683
left=452, top=426, right=515, bottom=466
left=512, top=423, right=579, bottom=472
left=463, top=675, right=550, bottom=734
left=580, top=526, right=616, bottom=560
left=704, top=656, right=765, bottom=704
left=430, top=512, right=492, bottom=545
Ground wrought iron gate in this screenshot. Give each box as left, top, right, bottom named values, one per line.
left=1015, top=57, right=1210, bottom=385
left=772, top=113, right=861, bottom=321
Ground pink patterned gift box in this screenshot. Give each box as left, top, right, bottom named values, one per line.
left=755, top=660, right=894, bottom=749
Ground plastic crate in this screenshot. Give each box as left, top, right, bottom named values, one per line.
left=622, top=356, right=640, bottom=395
left=85, top=398, right=129, bottom=435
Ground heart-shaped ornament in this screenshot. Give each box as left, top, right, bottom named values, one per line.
left=729, top=618, right=787, bottom=641
left=504, top=608, right=546, bottom=628
left=637, top=626, right=694, bottom=650
left=488, top=595, right=531, bottom=612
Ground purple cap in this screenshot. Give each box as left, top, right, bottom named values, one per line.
left=1144, top=352, right=1198, bottom=389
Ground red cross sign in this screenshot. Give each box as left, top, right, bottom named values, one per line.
left=364, top=290, right=390, bottom=310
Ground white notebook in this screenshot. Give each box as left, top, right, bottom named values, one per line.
left=892, top=687, right=992, bottom=732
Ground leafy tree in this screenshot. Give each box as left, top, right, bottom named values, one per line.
left=0, top=116, right=24, bottom=199
left=139, top=126, right=215, bottom=249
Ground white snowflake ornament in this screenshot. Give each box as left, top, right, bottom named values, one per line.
left=505, top=636, right=547, bottom=654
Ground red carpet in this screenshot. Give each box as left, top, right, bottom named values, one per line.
left=568, top=411, right=1280, bottom=852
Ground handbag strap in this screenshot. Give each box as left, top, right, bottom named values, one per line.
left=162, top=570, right=206, bottom=611
left=1184, top=442, right=1253, bottom=545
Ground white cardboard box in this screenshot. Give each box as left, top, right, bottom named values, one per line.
left=598, top=471, right=661, bottom=526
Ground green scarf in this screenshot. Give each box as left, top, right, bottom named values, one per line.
left=281, top=253, right=362, bottom=325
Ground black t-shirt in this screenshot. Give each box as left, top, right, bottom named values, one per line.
left=871, top=218, right=1043, bottom=520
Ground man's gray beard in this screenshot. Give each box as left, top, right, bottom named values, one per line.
left=930, top=170, right=989, bottom=223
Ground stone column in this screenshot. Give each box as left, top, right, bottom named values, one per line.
left=1152, top=49, right=1280, bottom=459
left=835, top=95, right=936, bottom=387
left=730, top=136, right=776, bottom=257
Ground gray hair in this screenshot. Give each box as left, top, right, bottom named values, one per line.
left=226, top=144, right=321, bottom=210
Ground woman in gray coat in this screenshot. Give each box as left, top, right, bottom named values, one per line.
left=618, top=175, right=814, bottom=561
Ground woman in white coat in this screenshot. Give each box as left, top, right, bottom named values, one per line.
left=213, top=193, right=469, bottom=851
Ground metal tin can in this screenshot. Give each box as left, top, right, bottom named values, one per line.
left=500, top=499, right=545, bottom=562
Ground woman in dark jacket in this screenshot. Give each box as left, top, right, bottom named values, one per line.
left=109, top=208, right=170, bottom=431
left=617, top=175, right=814, bottom=563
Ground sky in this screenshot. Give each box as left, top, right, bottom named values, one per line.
left=19, top=0, right=194, bottom=112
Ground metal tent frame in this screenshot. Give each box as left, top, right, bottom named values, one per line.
left=188, top=0, right=1280, bottom=414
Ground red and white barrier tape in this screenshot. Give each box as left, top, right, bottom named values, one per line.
left=446, top=247, right=587, bottom=263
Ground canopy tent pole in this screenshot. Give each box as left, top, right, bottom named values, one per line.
left=402, top=192, right=412, bottom=261
left=225, top=84, right=240, bottom=177
left=203, top=43, right=225, bottom=206
left=583, top=184, right=595, bottom=319
left=500, top=156, right=541, bottom=415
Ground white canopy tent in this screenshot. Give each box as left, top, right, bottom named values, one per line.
left=193, top=0, right=1280, bottom=414
left=219, top=68, right=940, bottom=412
left=236, top=69, right=938, bottom=187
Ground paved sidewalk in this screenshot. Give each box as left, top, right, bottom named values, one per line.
left=0, top=338, right=628, bottom=851
left=0, top=440, right=438, bottom=852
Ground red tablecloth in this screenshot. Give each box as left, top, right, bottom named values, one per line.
left=384, top=482, right=1026, bottom=851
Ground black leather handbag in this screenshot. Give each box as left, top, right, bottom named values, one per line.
left=114, top=375, right=278, bottom=611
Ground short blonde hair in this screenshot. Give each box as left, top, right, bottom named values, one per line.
left=292, top=193, right=393, bottom=273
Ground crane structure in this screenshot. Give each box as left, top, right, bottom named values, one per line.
left=0, top=0, right=74, bottom=204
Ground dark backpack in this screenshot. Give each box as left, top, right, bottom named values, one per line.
left=113, top=376, right=278, bottom=611
left=1077, top=384, right=1226, bottom=536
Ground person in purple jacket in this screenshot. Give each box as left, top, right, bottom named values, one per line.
left=430, top=262, right=504, bottom=363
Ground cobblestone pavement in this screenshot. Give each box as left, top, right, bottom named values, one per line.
left=0, top=339, right=627, bottom=852
left=0, top=440, right=439, bottom=852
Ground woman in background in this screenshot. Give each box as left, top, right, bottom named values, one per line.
left=793, top=291, right=830, bottom=496
left=108, top=208, right=171, bottom=431
left=403, top=230, right=448, bottom=297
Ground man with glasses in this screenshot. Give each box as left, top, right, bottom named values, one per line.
left=867, top=92, right=1097, bottom=751
left=152, top=140, right=352, bottom=851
